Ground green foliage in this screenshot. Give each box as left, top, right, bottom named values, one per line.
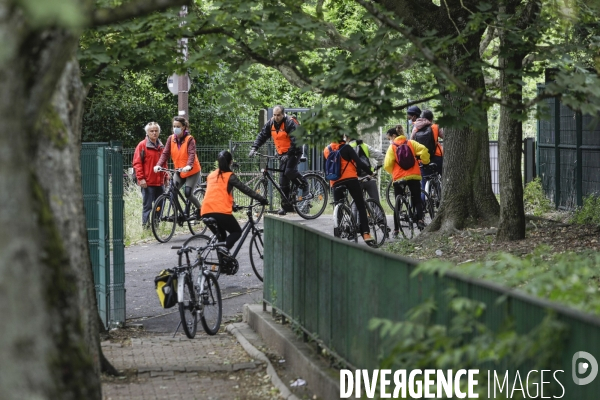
left=523, top=178, right=553, bottom=216
left=572, top=194, right=600, bottom=225
left=370, top=289, right=568, bottom=397
left=416, top=246, right=600, bottom=315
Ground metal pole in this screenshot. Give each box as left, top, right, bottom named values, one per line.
left=178, top=6, right=189, bottom=119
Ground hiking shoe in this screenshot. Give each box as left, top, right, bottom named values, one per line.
left=392, top=230, right=399, bottom=239
left=417, top=220, right=426, bottom=230
left=362, top=233, right=375, bottom=244
left=277, top=208, right=288, bottom=216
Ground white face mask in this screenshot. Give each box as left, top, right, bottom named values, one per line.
left=173, top=127, right=182, bottom=135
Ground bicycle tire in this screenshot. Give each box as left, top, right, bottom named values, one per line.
left=151, top=194, right=177, bottom=243
left=179, top=273, right=198, bottom=339
left=249, top=229, right=264, bottom=282
left=395, top=195, right=414, bottom=240
left=385, top=180, right=394, bottom=210
left=249, top=179, right=267, bottom=224
left=294, top=173, right=328, bottom=220
left=431, top=178, right=442, bottom=210
left=333, top=204, right=358, bottom=242
left=188, top=188, right=207, bottom=236
left=366, top=199, right=388, bottom=248
left=421, top=189, right=435, bottom=224
left=200, top=272, right=222, bottom=335
left=183, top=234, right=222, bottom=279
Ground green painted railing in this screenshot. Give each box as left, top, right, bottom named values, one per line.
left=263, top=216, right=600, bottom=398
left=81, top=142, right=125, bottom=328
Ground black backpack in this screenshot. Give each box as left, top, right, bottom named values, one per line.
left=414, top=126, right=436, bottom=157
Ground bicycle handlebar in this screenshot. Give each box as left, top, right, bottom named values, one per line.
left=156, top=167, right=186, bottom=173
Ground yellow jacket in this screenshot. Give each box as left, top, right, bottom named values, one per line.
left=384, top=135, right=430, bottom=181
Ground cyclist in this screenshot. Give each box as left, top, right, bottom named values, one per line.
left=343, top=133, right=385, bottom=203
left=384, top=126, right=430, bottom=236
left=411, top=109, right=443, bottom=176
left=202, top=150, right=269, bottom=255
left=248, top=105, right=308, bottom=215
left=154, top=116, right=201, bottom=219
left=324, top=135, right=375, bottom=244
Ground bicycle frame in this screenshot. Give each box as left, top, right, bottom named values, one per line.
left=163, top=169, right=198, bottom=221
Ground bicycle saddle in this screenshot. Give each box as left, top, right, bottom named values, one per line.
left=201, top=217, right=218, bottom=226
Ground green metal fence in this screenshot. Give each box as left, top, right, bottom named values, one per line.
left=263, top=216, right=600, bottom=398
left=537, top=84, right=600, bottom=209
left=81, top=142, right=126, bottom=328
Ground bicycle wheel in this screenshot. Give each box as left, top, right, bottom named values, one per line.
left=188, top=188, right=207, bottom=235
left=294, top=173, right=328, bottom=220
left=151, top=194, right=177, bottom=243
left=179, top=273, right=198, bottom=339
left=365, top=199, right=388, bottom=248
left=200, top=272, right=222, bottom=335
left=431, top=178, right=442, bottom=210
left=249, top=229, right=264, bottom=281
left=183, top=234, right=222, bottom=279
left=421, top=190, right=435, bottom=225
left=395, top=195, right=414, bottom=239
left=333, top=205, right=358, bottom=242
left=385, top=179, right=394, bottom=210
left=249, top=179, right=267, bottom=224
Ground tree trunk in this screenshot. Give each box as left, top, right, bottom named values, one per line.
left=0, top=5, right=101, bottom=399
left=495, top=0, right=534, bottom=241
left=427, top=49, right=500, bottom=233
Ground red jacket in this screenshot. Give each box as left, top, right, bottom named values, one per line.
left=132, top=137, right=166, bottom=186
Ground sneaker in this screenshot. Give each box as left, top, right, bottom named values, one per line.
left=417, top=220, right=426, bottom=230
left=392, top=230, right=399, bottom=239
left=277, top=208, right=288, bottom=216
left=362, top=233, right=375, bottom=244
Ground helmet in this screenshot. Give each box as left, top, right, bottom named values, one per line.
left=407, top=105, right=422, bottom=116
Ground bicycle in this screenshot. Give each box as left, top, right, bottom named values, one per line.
left=385, top=162, right=441, bottom=212
left=392, top=180, right=436, bottom=239
left=182, top=203, right=266, bottom=281
left=247, top=152, right=329, bottom=222
left=151, top=167, right=207, bottom=243
left=169, top=244, right=223, bottom=338
left=332, top=173, right=388, bottom=248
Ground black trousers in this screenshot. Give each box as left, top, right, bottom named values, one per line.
left=393, top=180, right=423, bottom=231
left=333, top=178, right=370, bottom=235
left=279, top=152, right=305, bottom=206
left=203, top=213, right=242, bottom=250
left=141, top=186, right=164, bottom=225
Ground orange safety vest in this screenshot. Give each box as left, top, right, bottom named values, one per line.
left=391, top=139, right=421, bottom=181
left=323, top=143, right=357, bottom=187
left=432, top=124, right=444, bottom=157
left=170, top=134, right=201, bottom=178
left=201, top=170, right=234, bottom=215
left=271, top=121, right=292, bottom=154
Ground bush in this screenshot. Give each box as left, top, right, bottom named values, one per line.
left=523, top=177, right=553, bottom=216
left=572, top=194, right=600, bottom=225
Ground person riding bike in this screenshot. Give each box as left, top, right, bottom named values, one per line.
left=248, top=105, right=308, bottom=215
left=324, top=135, right=375, bottom=245
left=154, top=116, right=202, bottom=219
left=343, top=133, right=385, bottom=203
left=384, top=126, right=430, bottom=236
left=410, top=109, right=443, bottom=202
left=202, top=150, right=268, bottom=256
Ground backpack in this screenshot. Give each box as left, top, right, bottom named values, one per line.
left=393, top=141, right=416, bottom=170
left=325, top=144, right=349, bottom=181
left=414, top=126, right=436, bottom=157
left=154, top=269, right=178, bottom=308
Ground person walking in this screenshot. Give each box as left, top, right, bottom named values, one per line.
left=132, top=122, right=165, bottom=228
left=248, top=105, right=308, bottom=215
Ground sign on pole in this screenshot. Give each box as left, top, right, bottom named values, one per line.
left=167, top=74, right=192, bottom=95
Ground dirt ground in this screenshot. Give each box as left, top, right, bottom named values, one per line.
left=389, top=212, right=600, bottom=263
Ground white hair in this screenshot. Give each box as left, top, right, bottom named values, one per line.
left=144, top=122, right=161, bottom=134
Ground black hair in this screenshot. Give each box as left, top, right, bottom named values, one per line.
left=421, top=109, right=434, bottom=121
left=386, top=128, right=398, bottom=137
left=217, top=150, right=233, bottom=180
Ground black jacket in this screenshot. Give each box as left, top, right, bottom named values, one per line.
left=253, top=116, right=300, bottom=154
left=227, top=174, right=266, bottom=202
left=324, top=142, right=373, bottom=181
